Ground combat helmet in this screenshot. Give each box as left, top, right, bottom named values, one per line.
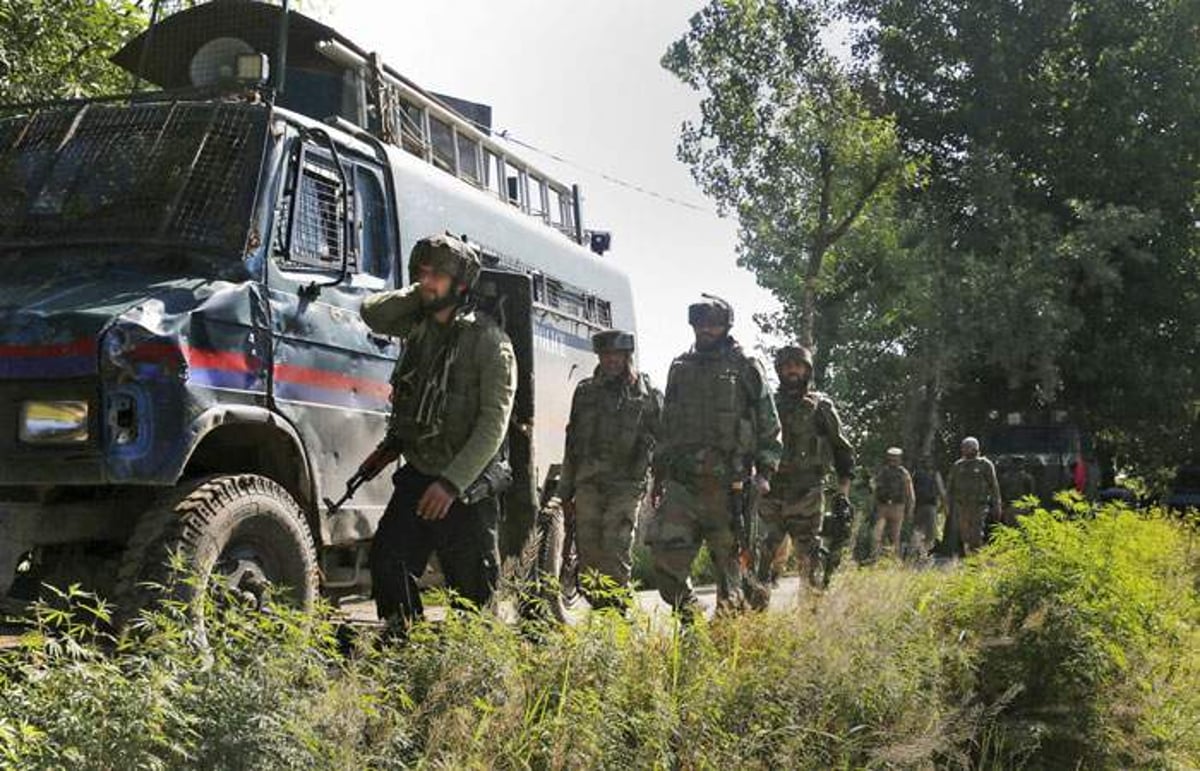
left=774, top=345, right=814, bottom=375
left=687, top=294, right=734, bottom=328
left=408, top=233, right=482, bottom=304
left=592, top=330, right=635, bottom=354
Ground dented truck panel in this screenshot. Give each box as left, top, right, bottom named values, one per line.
left=0, top=262, right=269, bottom=484
left=265, top=278, right=397, bottom=545
left=0, top=56, right=635, bottom=601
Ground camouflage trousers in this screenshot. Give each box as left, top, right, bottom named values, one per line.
left=648, top=476, right=742, bottom=613
left=757, top=486, right=823, bottom=587
left=573, top=481, right=643, bottom=594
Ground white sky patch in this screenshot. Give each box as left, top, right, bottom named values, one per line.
left=328, top=0, right=782, bottom=382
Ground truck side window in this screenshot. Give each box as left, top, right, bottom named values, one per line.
left=276, top=150, right=347, bottom=271
left=356, top=166, right=393, bottom=281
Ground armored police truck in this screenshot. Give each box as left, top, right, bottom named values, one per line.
left=0, top=1, right=628, bottom=614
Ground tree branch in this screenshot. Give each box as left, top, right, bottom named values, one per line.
left=824, top=162, right=895, bottom=247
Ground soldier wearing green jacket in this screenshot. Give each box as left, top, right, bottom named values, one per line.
left=358, top=234, right=517, bottom=632
left=558, top=330, right=661, bottom=608
left=650, top=295, right=782, bottom=616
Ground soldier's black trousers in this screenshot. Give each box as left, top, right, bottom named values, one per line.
left=370, top=464, right=501, bottom=632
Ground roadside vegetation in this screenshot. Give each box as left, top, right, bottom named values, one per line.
left=1, top=500, right=1196, bottom=769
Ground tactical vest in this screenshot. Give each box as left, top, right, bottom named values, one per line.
left=913, top=470, right=939, bottom=505
left=662, top=348, right=757, bottom=474
left=875, top=465, right=908, bottom=503
left=388, top=313, right=494, bottom=464
left=569, top=373, right=655, bottom=480
left=774, top=389, right=830, bottom=493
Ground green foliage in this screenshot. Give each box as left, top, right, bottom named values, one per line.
left=838, top=0, right=1200, bottom=467
left=663, top=0, right=910, bottom=349
left=1, top=506, right=1196, bottom=768
left=944, top=504, right=1200, bottom=767
left=668, top=1, right=1200, bottom=471
left=0, top=0, right=147, bottom=103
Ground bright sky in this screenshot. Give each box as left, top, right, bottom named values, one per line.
left=327, top=0, right=780, bottom=382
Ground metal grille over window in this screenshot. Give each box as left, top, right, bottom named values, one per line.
left=287, top=158, right=346, bottom=270
left=0, top=102, right=266, bottom=251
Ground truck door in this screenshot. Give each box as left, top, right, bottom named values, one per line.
left=474, top=267, right=536, bottom=563
left=265, top=134, right=399, bottom=543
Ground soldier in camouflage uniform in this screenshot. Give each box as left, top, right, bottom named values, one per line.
left=757, top=345, right=854, bottom=592
left=946, top=436, right=1002, bottom=555
left=558, top=330, right=662, bottom=608
left=359, top=234, right=518, bottom=632
left=650, top=295, right=781, bottom=617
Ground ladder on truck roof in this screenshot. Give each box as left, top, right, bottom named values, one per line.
left=110, top=0, right=587, bottom=246
left=319, top=39, right=584, bottom=245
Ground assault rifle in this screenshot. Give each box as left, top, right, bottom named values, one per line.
left=730, top=469, right=769, bottom=610
left=325, top=444, right=399, bottom=516
left=819, top=492, right=854, bottom=588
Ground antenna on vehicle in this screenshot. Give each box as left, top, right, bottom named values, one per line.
left=273, top=0, right=290, bottom=97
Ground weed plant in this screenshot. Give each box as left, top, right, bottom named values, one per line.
left=0, top=501, right=1195, bottom=769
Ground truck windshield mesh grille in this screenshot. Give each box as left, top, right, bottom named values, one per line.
left=0, top=101, right=266, bottom=251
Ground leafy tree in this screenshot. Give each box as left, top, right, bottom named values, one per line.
left=0, top=0, right=146, bottom=103
left=846, top=0, right=1200, bottom=470
left=0, top=0, right=331, bottom=106
left=662, top=0, right=909, bottom=354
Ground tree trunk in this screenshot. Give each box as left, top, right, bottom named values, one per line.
left=802, top=146, right=834, bottom=351
left=905, top=351, right=944, bottom=460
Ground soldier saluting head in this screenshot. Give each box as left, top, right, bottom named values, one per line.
left=359, top=234, right=517, bottom=635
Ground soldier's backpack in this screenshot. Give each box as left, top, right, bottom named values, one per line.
left=913, top=470, right=939, bottom=505
left=876, top=465, right=907, bottom=503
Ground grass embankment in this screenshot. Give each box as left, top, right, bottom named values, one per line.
left=1, top=501, right=1197, bottom=769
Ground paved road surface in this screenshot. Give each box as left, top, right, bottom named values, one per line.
left=335, top=575, right=810, bottom=626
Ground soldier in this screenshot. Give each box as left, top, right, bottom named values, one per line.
left=871, top=447, right=915, bottom=559
left=997, top=455, right=1037, bottom=526
left=557, top=330, right=662, bottom=609
left=757, top=345, right=854, bottom=591
left=909, top=455, right=946, bottom=558
left=649, top=295, right=781, bottom=617
left=358, top=234, right=518, bottom=633
left=946, top=436, right=1002, bottom=555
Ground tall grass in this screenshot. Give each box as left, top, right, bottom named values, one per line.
left=1, top=501, right=1196, bottom=769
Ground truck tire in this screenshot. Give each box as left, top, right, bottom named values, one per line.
left=113, top=474, right=318, bottom=627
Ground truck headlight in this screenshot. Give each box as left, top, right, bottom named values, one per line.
left=18, top=401, right=90, bottom=445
